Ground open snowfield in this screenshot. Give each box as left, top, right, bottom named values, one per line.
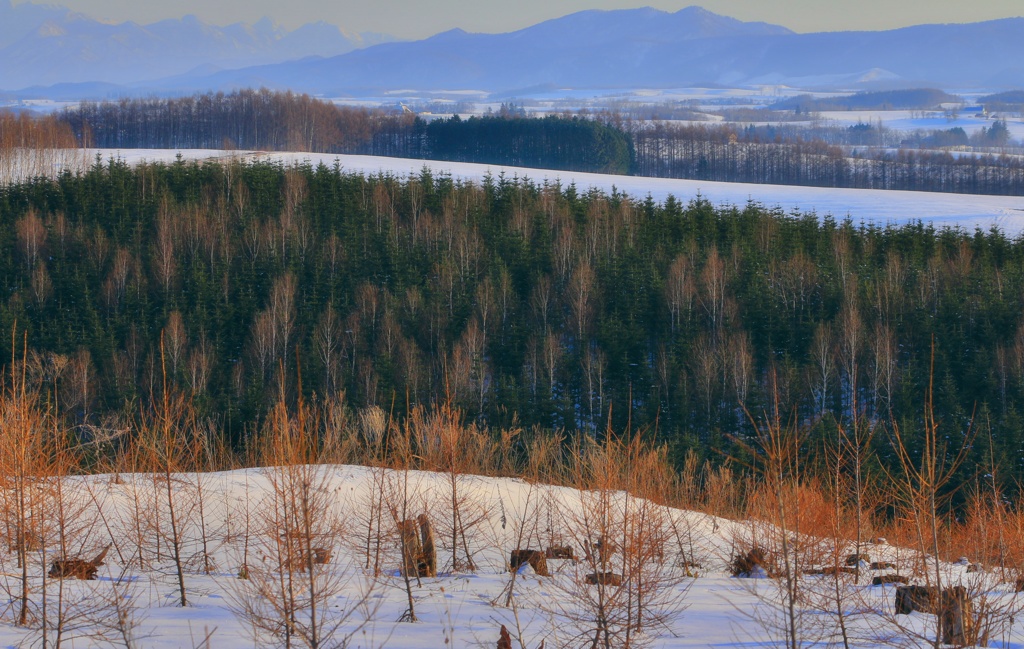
left=82, top=149, right=1024, bottom=235
left=0, top=465, right=1017, bottom=649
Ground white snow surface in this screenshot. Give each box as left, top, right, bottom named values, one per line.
left=0, top=465, right=1019, bottom=648
left=86, top=149, right=1024, bottom=235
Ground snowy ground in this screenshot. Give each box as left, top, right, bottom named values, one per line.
left=83, top=149, right=1024, bottom=235
left=0, top=466, right=1018, bottom=649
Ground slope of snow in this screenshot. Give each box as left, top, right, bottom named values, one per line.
left=88, top=149, right=1024, bottom=235
left=0, top=465, right=1015, bottom=648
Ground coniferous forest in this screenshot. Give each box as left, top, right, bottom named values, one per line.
left=2, top=155, right=1024, bottom=491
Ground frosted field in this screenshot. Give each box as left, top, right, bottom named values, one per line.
left=0, top=465, right=1018, bottom=649
left=87, top=149, right=1024, bottom=235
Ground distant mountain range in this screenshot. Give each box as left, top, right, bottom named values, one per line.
left=3, top=4, right=1024, bottom=98
left=0, top=0, right=391, bottom=91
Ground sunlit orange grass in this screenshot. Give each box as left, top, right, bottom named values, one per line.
left=743, top=478, right=853, bottom=546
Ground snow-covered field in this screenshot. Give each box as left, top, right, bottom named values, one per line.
left=1, top=466, right=1018, bottom=649
left=85, top=149, right=1024, bottom=235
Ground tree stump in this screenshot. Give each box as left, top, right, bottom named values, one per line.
left=895, top=585, right=939, bottom=614
left=585, top=571, right=623, bottom=586
left=48, top=544, right=111, bottom=580
left=939, top=586, right=976, bottom=647
left=731, top=547, right=770, bottom=578
left=417, top=514, right=437, bottom=578
left=545, top=545, right=576, bottom=561
left=48, top=558, right=98, bottom=580
left=399, top=514, right=437, bottom=578
left=872, top=574, right=908, bottom=586
left=510, top=549, right=549, bottom=576
left=398, top=518, right=423, bottom=578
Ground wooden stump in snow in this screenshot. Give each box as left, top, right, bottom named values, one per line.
left=48, top=544, right=111, bottom=580
left=545, top=545, right=576, bottom=561
left=417, top=514, right=437, bottom=578
left=510, top=549, right=549, bottom=576
left=731, top=547, right=771, bottom=578
left=939, top=586, right=976, bottom=647
left=585, top=571, right=623, bottom=586
left=399, top=514, right=437, bottom=578
left=872, top=574, right=908, bottom=586
left=398, top=518, right=423, bottom=578
left=895, top=585, right=940, bottom=614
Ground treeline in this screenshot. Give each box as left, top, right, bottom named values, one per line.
left=3, top=158, right=1024, bottom=490
left=981, top=90, right=1024, bottom=114
left=54, top=89, right=1024, bottom=196
left=728, top=120, right=1013, bottom=150
left=0, top=110, right=86, bottom=184
left=631, top=121, right=1024, bottom=195
left=58, top=89, right=631, bottom=174
left=61, top=89, right=409, bottom=153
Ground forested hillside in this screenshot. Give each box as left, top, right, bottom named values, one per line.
left=2, top=157, right=1024, bottom=488
left=771, top=88, right=959, bottom=112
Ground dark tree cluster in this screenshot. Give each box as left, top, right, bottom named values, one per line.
left=422, top=114, right=633, bottom=174
left=3, top=158, right=1024, bottom=490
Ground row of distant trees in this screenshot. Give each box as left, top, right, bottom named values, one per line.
left=61, top=89, right=406, bottom=152
left=58, top=89, right=631, bottom=174
left=629, top=121, right=1024, bottom=195
left=51, top=88, right=1024, bottom=195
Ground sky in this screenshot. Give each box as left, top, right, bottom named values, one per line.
left=13, top=0, right=1024, bottom=38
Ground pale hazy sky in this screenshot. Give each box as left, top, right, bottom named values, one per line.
left=14, top=0, right=1024, bottom=38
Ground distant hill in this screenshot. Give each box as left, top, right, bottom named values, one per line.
left=164, top=7, right=794, bottom=94
left=0, top=0, right=392, bottom=90
left=771, top=89, right=961, bottom=112
left=981, top=90, right=1024, bottom=112
left=147, top=9, right=1024, bottom=95
left=7, top=5, right=1024, bottom=97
